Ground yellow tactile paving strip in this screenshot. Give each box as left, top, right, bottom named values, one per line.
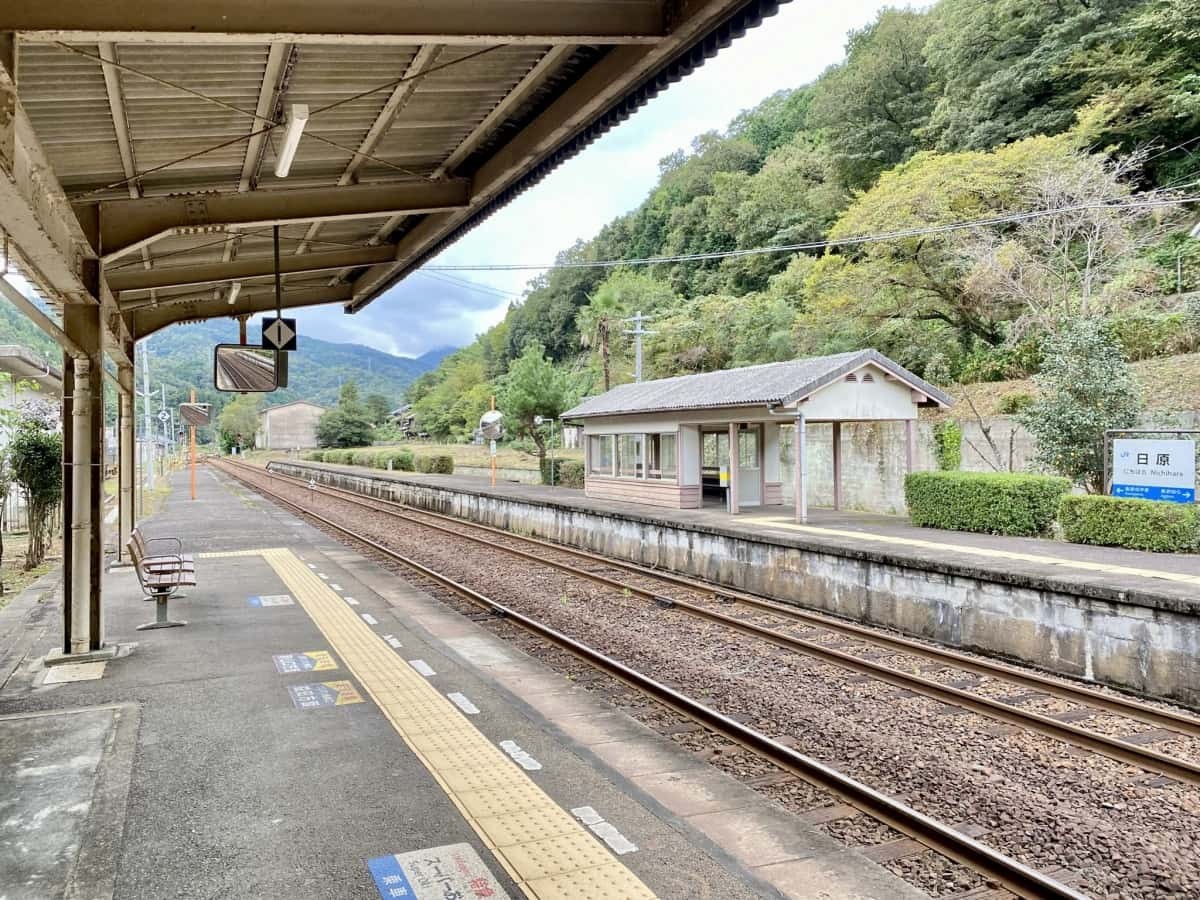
left=742, top=516, right=1200, bottom=587
left=207, top=547, right=654, bottom=900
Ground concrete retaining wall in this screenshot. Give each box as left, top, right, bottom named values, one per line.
left=272, top=461, right=1200, bottom=707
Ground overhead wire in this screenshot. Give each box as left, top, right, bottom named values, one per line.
left=422, top=194, right=1200, bottom=272
left=415, top=269, right=519, bottom=300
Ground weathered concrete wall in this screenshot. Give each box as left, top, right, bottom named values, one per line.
left=453, top=464, right=540, bottom=484
left=272, top=461, right=1200, bottom=707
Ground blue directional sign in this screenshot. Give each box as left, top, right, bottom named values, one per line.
left=368, top=854, right=417, bottom=899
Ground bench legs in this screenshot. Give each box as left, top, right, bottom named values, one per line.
left=137, top=594, right=187, bottom=630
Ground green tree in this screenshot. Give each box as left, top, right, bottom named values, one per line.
left=577, top=271, right=676, bottom=391
left=1018, top=319, right=1141, bottom=492
left=922, top=0, right=1142, bottom=151
left=808, top=8, right=937, bottom=190
left=498, top=343, right=573, bottom=464
left=217, top=394, right=263, bottom=452
left=364, top=392, right=391, bottom=425
left=315, top=380, right=375, bottom=448
left=9, top=412, right=63, bottom=569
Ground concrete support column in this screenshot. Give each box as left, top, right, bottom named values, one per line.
left=905, top=419, right=916, bottom=474
left=831, top=421, right=842, bottom=512
left=117, top=355, right=135, bottom=561
left=794, top=412, right=807, bottom=524
left=727, top=422, right=739, bottom=515
left=61, top=302, right=106, bottom=654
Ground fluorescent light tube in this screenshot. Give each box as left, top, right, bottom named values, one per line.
left=273, top=103, right=309, bottom=178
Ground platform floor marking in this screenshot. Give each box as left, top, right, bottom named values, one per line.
left=210, top=548, right=654, bottom=900
left=742, top=516, right=1200, bottom=587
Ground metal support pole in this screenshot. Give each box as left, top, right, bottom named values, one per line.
left=190, top=388, right=197, bottom=501
left=68, top=354, right=92, bottom=654
left=832, top=421, right=842, bottom=512
left=117, top=360, right=135, bottom=561
left=794, top=411, right=807, bottom=524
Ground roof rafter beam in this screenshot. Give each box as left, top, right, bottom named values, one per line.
left=110, top=245, right=396, bottom=293
left=83, top=179, right=471, bottom=261
left=298, top=43, right=442, bottom=255
left=128, top=283, right=353, bottom=340
left=9, top=1, right=667, bottom=45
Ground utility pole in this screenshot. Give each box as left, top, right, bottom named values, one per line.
left=623, top=311, right=657, bottom=383
left=140, top=343, right=152, bottom=508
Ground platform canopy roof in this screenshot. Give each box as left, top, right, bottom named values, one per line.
left=0, top=344, right=63, bottom=394
left=563, top=349, right=953, bottom=418
left=0, top=0, right=786, bottom=360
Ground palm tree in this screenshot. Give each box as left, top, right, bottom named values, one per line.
left=576, top=283, right=625, bottom=391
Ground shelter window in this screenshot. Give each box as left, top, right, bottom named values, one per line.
left=617, top=434, right=644, bottom=478
left=646, top=433, right=677, bottom=481
left=738, top=429, right=759, bottom=469
left=589, top=435, right=615, bottom=476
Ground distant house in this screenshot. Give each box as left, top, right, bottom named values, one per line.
left=257, top=400, right=327, bottom=450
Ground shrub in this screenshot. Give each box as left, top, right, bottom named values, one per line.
left=351, top=449, right=376, bottom=467
left=539, top=457, right=585, bottom=488
left=330, top=449, right=354, bottom=464
left=931, top=421, right=962, bottom=471
left=374, top=449, right=414, bottom=471
left=557, top=460, right=585, bottom=488
left=905, top=471, right=1070, bottom=536
left=997, top=392, right=1034, bottom=415
left=303, top=450, right=324, bottom=461
left=1059, top=495, right=1199, bottom=553
left=415, top=454, right=454, bottom=474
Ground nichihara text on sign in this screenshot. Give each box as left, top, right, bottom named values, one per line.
left=1111, top=438, right=1196, bottom=503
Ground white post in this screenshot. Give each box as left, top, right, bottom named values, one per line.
left=832, top=421, right=842, bottom=512
left=69, top=355, right=92, bottom=654
left=794, top=411, right=807, bottom=524
left=728, top=422, right=739, bottom=514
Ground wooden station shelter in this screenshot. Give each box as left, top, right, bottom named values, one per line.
left=564, top=350, right=953, bottom=520
left=0, top=0, right=790, bottom=659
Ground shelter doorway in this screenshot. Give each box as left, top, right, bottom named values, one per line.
left=737, top=425, right=762, bottom=506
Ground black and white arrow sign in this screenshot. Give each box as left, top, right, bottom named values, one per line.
left=261, top=317, right=298, bottom=352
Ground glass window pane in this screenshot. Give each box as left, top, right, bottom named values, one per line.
left=589, top=435, right=614, bottom=475
left=739, top=430, right=759, bottom=469
left=660, top=434, right=677, bottom=479
left=618, top=434, right=644, bottom=478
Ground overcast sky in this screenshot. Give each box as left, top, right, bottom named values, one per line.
left=233, top=3, right=896, bottom=358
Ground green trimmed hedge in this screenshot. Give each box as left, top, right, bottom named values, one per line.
left=351, top=449, right=376, bottom=467
left=1059, top=495, right=1199, bottom=552
left=539, top=458, right=585, bottom=488
left=373, top=449, right=415, bottom=471
left=329, top=449, right=355, bottom=464
left=415, top=454, right=454, bottom=474
left=905, top=471, right=1070, bottom=536
left=303, top=450, right=324, bottom=461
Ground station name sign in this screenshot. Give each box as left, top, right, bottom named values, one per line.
left=1111, top=438, right=1196, bottom=503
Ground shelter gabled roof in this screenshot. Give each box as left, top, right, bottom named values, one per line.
left=260, top=399, right=327, bottom=415
left=562, top=349, right=953, bottom=419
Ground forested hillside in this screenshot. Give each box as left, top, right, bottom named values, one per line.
left=408, top=0, right=1200, bottom=441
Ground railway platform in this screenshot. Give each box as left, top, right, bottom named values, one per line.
left=268, top=459, right=1200, bottom=708
left=0, top=467, right=925, bottom=900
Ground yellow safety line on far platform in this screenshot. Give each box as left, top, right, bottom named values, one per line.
left=741, top=517, right=1200, bottom=587
left=208, top=548, right=654, bottom=900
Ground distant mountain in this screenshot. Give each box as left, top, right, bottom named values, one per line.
left=0, top=300, right=454, bottom=417
left=415, top=345, right=458, bottom=369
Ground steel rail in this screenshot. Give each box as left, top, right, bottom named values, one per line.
left=265, top=459, right=1200, bottom=738
left=243, top=460, right=1200, bottom=786
left=215, top=459, right=1089, bottom=900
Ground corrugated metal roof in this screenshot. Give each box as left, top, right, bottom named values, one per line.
left=562, top=350, right=953, bottom=418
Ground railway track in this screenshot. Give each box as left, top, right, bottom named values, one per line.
left=213, top=456, right=1088, bottom=900
left=246, top=458, right=1200, bottom=788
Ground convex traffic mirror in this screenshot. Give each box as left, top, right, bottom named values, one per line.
left=213, top=344, right=279, bottom=392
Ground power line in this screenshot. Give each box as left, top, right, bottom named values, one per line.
left=423, top=194, right=1200, bottom=273
left=415, top=269, right=518, bottom=300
